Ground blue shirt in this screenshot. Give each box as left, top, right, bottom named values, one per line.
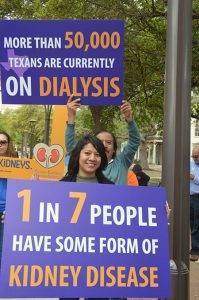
left=190, top=160, right=199, bottom=195
left=0, top=178, right=7, bottom=212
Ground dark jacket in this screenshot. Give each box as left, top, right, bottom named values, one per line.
left=135, top=171, right=150, bottom=186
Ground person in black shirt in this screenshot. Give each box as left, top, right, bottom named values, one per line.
left=132, top=164, right=150, bottom=186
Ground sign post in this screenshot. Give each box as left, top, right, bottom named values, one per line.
left=162, top=0, right=192, bottom=299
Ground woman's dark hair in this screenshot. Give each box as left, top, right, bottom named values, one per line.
left=62, top=134, right=111, bottom=183
left=95, top=130, right=117, bottom=159
left=0, top=131, right=18, bottom=157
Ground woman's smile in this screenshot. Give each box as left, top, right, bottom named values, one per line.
left=78, top=143, right=101, bottom=177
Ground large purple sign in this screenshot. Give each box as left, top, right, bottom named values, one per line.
left=0, top=20, right=124, bottom=105
left=0, top=180, right=170, bottom=298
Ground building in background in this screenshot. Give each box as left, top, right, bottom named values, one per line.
left=134, top=118, right=198, bottom=167
left=191, top=118, right=199, bottom=151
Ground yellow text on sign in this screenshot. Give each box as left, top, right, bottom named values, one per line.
left=18, top=189, right=86, bottom=223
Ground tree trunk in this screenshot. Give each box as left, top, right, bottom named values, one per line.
left=90, top=106, right=103, bottom=133
left=139, top=140, right=150, bottom=170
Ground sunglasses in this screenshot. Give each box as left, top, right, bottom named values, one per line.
left=0, top=140, right=8, bottom=146
left=192, top=155, right=199, bottom=159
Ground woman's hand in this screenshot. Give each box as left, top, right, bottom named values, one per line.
left=120, top=101, right=133, bottom=122
left=1, top=211, right=5, bottom=224
left=67, top=94, right=81, bottom=124
left=165, top=201, right=171, bottom=219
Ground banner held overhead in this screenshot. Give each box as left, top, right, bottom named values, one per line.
left=0, top=20, right=124, bottom=106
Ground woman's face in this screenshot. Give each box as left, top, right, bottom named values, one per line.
left=96, top=131, right=115, bottom=162
left=78, top=143, right=101, bottom=177
left=0, top=134, right=9, bottom=156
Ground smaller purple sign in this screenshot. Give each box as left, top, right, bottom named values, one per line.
left=0, top=20, right=124, bottom=106
left=0, top=180, right=170, bottom=298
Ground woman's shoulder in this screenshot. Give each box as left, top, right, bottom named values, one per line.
left=60, top=174, right=75, bottom=182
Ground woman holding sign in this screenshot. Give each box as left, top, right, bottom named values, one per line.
left=64, top=106, right=163, bottom=300
left=0, top=131, right=18, bottom=266
left=65, top=97, right=140, bottom=185
left=60, top=134, right=113, bottom=300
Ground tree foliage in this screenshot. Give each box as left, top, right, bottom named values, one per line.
left=0, top=0, right=198, bottom=139
left=0, top=105, right=46, bottom=150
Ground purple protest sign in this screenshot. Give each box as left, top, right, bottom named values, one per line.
left=0, top=20, right=124, bottom=105
left=0, top=180, right=170, bottom=298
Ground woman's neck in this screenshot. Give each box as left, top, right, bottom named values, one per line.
left=78, top=170, right=96, bottom=178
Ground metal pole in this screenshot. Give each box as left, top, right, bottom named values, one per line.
left=162, top=0, right=192, bottom=299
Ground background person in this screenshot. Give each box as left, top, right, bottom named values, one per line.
left=127, top=169, right=139, bottom=186
left=0, top=131, right=18, bottom=266
left=190, top=146, right=199, bottom=261
left=0, top=131, right=17, bottom=157
left=132, top=164, right=150, bottom=186
left=65, top=96, right=140, bottom=185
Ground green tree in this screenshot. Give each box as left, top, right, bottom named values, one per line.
left=0, top=105, right=45, bottom=156
left=1, top=0, right=199, bottom=165
left=0, top=0, right=167, bottom=129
